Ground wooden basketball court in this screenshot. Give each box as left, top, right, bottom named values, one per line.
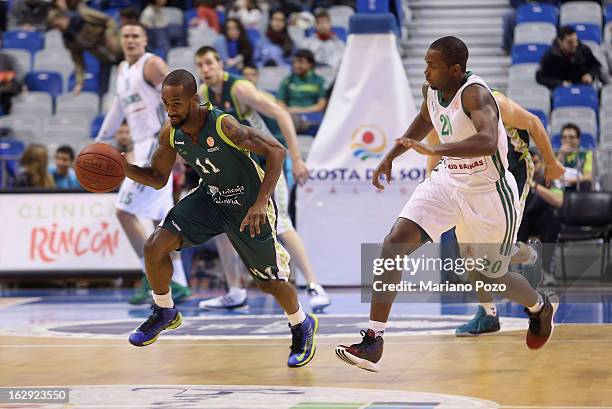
left=1, top=293, right=611, bottom=408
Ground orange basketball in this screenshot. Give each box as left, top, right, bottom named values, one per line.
left=74, top=143, right=126, bottom=193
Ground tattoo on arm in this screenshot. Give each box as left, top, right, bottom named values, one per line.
left=221, top=115, right=283, bottom=155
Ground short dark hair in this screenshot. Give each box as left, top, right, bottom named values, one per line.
left=56, top=145, right=75, bottom=160
left=561, top=122, right=581, bottom=138
left=195, top=45, right=222, bottom=62
left=294, top=49, right=315, bottom=66
left=242, top=63, right=258, bottom=72
left=558, top=26, right=576, bottom=40
left=120, top=7, right=140, bottom=23
left=121, top=21, right=147, bottom=34
left=314, top=9, right=330, bottom=20
left=429, top=36, right=469, bottom=72
left=163, top=69, right=197, bottom=96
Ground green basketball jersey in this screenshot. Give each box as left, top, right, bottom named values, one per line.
left=170, top=102, right=264, bottom=208
left=200, top=71, right=251, bottom=124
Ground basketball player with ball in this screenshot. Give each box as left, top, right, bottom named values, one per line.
left=86, top=22, right=191, bottom=304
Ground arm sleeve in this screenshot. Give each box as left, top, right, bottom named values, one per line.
left=536, top=53, right=563, bottom=89
left=95, top=96, right=125, bottom=142
left=582, top=151, right=593, bottom=174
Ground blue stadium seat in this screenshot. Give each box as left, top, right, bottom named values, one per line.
left=90, top=114, right=105, bottom=138
left=517, top=3, right=559, bottom=25
left=24, top=71, right=63, bottom=99
left=104, top=7, right=122, bottom=24
left=247, top=28, right=261, bottom=46
left=528, top=109, right=548, bottom=130
left=553, top=85, right=599, bottom=113
left=3, top=31, right=44, bottom=55
left=551, top=133, right=596, bottom=149
left=84, top=52, right=101, bottom=75
left=298, top=112, right=324, bottom=137
left=217, top=10, right=226, bottom=25
left=511, top=44, right=550, bottom=64
left=107, top=0, right=137, bottom=7
left=606, top=4, right=612, bottom=24
left=68, top=72, right=100, bottom=94
left=184, top=8, right=197, bottom=27
left=0, top=138, right=25, bottom=188
left=571, top=23, right=602, bottom=44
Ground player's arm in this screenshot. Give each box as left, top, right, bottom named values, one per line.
left=495, top=92, right=564, bottom=182
left=402, top=84, right=499, bottom=158
left=123, top=122, right=176, bottom=190
left=95, top=94, right=126, bottom=142
left=233, top=80, right=309, bottom=185
left=143, top=55, right=169, bottom=88
left=220, top=114, right=286, bottom=237
left=425, top=129, right=442, bottom=176
left=372, top=84, right=433, bottom=189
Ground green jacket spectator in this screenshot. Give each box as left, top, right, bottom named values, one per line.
left=277, top=49, right=327, bottom=114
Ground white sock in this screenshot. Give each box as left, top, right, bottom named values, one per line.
left=171, top=255, right=188, bottom=287
left=368, top=320, right=387, bottom=337
left=481, top=303, right=497, bottom=317
left=153, top=289, right=174, bottom=308
left=228, top=286, right=246, bottom=298
left=527, top=293, right=544, bottom=314
left=286, top=304, right=306, bottom=327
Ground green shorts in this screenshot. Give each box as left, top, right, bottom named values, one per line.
left=161, top=184, right=290, bottom=281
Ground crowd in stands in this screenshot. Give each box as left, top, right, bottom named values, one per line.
left=0, top=0, right=355, bottom=191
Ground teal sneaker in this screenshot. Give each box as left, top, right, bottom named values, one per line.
left=170, top=281, right=192, bottom=304
left=129, top=277, right=152, bottom=305
left=455, top=306, right=501, bottom=337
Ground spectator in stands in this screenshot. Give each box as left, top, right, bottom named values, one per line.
left=114, top=121, right=133, bottom=162
left=140, top=0, right=171, bottom=54
left=47, top=8, right=121, bottom=95
left=13, top=144, right=55, bottom=188
left=536, top=26, right=601, bottom=90
left=556, top=123, right=593, bottom=190
left=120, top=7, right=141, bottom=26
left=518, top=148, right=563, bottom=286
left=254, top=10, right=294, bottom=67
left=214, top=17, right=254, bottom=74
left=228, top=0, right=262, bottom=30
left=9, top=0, right=51, bottom=31
left=501, top=0, right=560, bottom=55
left=0, top=51, right=24, bottom=115
left=49, top=145, right=81, bottom=189
left=302, top=9, right=345, bottom=73
left=277, top=49, right=327, bottom=115
left=190, top=0, right=220, bottom=32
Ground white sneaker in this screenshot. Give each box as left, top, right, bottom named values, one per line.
left=307, top=283, right=331, bottom=312
left=198, top=289, right=248, bottom=310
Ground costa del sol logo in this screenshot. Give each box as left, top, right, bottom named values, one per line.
left=351, top=124, right=387, bottom=161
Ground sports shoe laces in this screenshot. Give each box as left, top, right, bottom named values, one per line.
left=360, top=329, right=377, bottom=346
left=139, top=305, right=165, bottom=333
left=290, top=324, right=304, bottom=354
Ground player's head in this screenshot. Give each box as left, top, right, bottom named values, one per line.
left=425, top=36, right=468, bottom=91
left=120, top=22, right=148, bottom=61
left=195, top=46, right=224, bottom=86
left=162, top=69, right=199, bottom=128
left=558, top=26, right=579, bottom=56
left=293, top=49, right=315, bottom=76
left=54, top=145, right=75, bottom=176
left=242, top=64, right=258, bottom=85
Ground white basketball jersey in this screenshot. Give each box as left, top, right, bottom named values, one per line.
left=427, top=73, right=509, bottom=191
left=116, top=53, right=166, bottom=164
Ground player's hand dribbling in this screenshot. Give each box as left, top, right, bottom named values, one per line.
left=292, top=158, right=309, bottom=186
left=372, top=158, right=392, bottom=190
left=240, top=199, right=268, bottom=237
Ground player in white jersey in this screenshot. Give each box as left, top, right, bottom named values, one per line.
left=95, top=22, right=190, bottom=304
left=336, top=36, right=558, bottom=372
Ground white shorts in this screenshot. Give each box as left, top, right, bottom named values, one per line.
left=116, top=176, right=174, bottom=221
left=399, top=169, right=520, bottom=278
left=274, top=171, right=294, bottom=235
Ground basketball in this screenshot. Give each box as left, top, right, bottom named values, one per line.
left=74, top=143, right=126, bottom=193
